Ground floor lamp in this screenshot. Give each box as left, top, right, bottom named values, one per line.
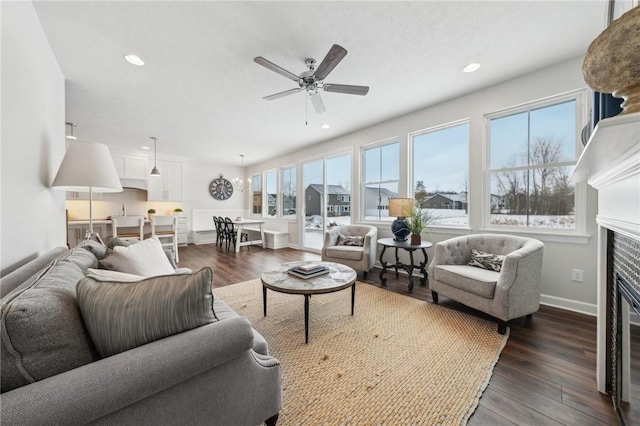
left=52, top=141, right=122, bottom=245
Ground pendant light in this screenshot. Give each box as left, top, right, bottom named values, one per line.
left=232, top=154, right=251, bottom=192
left=150, top=137, right=160, bottom=176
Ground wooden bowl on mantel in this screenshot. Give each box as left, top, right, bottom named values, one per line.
left=582, top=6, right=640, bottom=114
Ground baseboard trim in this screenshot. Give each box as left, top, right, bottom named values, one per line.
left=540, top=294, right=597, bottom=317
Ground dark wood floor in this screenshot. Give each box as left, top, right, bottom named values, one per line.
left=179, top=243, right=620, bottom=425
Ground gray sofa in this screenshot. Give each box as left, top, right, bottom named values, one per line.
left=428, top=234, right=544, bottom=334
left=0, top=244, right=281, bottom=425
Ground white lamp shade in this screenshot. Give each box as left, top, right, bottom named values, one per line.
left=52, top=142, right=123, bottom=193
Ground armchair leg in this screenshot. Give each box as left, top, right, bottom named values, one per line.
left=498, top=321, right=507, bottom=335
left=363, top=271, right=367, bottom=280
left=265, top=413, right=279, bottom=426
left=525, top=313, right=533, bottom=320
left=431, top=291, right=438, bottom=304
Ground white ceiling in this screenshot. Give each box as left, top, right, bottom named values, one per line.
left=32, top=1, right=607, bottom=167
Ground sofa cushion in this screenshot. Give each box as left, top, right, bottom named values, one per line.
left=1, top=260, right=99, bottom=393
left=468, top=249, right=505, bottom=272
left=77, top=267, right=218, bottom=358
left=60, top=247, right=99, bottom=272
left=433, top=264, right=498, bottom=299
left=325, top=245, right=364, bottom=261
left=212, top=297, right=269, bottom=355
left=100, top=237, right=175, bottom=277
left=77, top=239, right=108, bottom=260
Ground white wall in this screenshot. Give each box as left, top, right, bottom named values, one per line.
left=1, top=2, right=67, bottom=275
left=248, top=57, right=600, bottom=314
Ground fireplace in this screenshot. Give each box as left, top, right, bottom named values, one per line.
left=571, top=111, right=639, bottom=424
left=607, top=231, right=640, bottom=423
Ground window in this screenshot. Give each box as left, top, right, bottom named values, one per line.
left=280, top=166, right=296, bottom=218
left=362, top=140, right=400, bottom=221
left=487, top=95, right=580, bottom=230
left=265, top=170, right=277, bottom=217
left=251, top=174, right=262, bottom=215
left=411, top=121, right=469, bottom=226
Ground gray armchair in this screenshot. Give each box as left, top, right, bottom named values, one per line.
left=428, top=234, right=544, bottom=334
left=322, top=225, right=377, bottom=279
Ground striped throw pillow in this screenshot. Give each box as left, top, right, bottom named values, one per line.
left=77, top=267, right=218, bottom=358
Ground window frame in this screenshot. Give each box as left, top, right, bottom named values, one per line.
left=408, top=118, right=471, bottom=229
left=360, top=137, right=401, bottom=223
left=483, top=89, right=587, bottom=236
left=250, top=173, right=262, bottom=216
left=280, top=164, right=297, bottom=219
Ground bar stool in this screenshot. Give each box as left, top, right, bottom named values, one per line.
left=111, top=215, right=144, bottom=244
left=151, top=215, right=179, bottom=262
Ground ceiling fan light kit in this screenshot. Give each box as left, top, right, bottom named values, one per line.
left=254, top=44, right=369, bottom=115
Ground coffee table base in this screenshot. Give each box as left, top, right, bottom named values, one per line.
left=263, top=283, right=356, bottom=343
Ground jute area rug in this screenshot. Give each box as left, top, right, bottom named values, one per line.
left=214, top=280, right=509, bottom=425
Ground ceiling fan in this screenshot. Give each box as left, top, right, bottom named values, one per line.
left=254, top=44, right=369, bottom=114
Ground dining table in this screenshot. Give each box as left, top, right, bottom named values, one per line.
left=232, top=218, right=266, bottom=252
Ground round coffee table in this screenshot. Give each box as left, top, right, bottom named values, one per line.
left=260, top=261, right=357, bottom=343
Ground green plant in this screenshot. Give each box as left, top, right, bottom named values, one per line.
left=147, top=208, right=156, bottom=214
left=405, top=208, right=425, bottom=235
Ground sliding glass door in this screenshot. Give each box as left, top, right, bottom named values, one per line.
left=302, top=153, right=351, bottom=252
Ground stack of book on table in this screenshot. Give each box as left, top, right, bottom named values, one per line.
left=287, top=263, right=330, bottom=279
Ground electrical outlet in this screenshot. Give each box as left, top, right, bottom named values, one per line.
left=571, top=269, right=584, bottom=282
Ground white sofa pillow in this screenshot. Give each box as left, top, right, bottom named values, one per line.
left=105, top=237, right=176, bottom=277
left=87, top=268, right=145, bottom=282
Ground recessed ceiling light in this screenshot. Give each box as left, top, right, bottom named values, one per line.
left=321, top=123, right=330, bottom=129
left=463, top=62, right=481, bottom=73
left=141, top=146, right=150, bottom=150
left=124, top=54, right=144, bottom=66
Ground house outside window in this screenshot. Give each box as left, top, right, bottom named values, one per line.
left=251, top=174, right=262, bottom=215
left=486, top=92, right=582, bottom=230
left=281, top=166, right=296, bottom=218
left=265, top=170, right=277, bottom=217
left=362, top=140, right=400, bottom=221
left=411, top=121, right=469, bottom=226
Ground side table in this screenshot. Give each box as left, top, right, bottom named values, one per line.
left=377, top=237, right=432, bottom=293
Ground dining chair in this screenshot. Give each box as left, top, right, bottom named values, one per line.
left=224, top=217, right=248, bottom=250
left=111, top=215, right=145, bottom=244
left=213, top=216, right=225, bottom=247
left=151, top=215, right=179, bottom=262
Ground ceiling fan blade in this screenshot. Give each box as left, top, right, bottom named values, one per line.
left=263, top=88, right=302, bottom=100
left=254, top=56, right=300, bottom=82
left=314, top=44, right=348, bottom=81
left=310, top=93, right=326, bottom=114
left=323, top=84, right=369, bottom=96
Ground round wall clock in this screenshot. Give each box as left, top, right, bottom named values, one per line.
left=209, top=176, right=234, bottom=200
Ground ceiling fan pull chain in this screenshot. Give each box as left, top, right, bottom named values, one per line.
left=305, top=94, right=308, bottom=126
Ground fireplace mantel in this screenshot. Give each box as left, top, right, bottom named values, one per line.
left=571, top=111, right=640, bottom=403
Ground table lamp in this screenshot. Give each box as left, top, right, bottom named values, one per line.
left=52, top=141, right=123, bottom=244
left=388, top=198, right=414, bottom=241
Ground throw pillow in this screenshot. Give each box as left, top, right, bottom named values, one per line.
left=337, top=234, right=365, bottom=247
left=1, top=260, right=99, bottom=393
left=77, top=239, right=108, bottom=260
left=100, top=236, right=175, bottom=277
left=106, top=237, right=130, bottom=250
left=86, top=268, right=144, bottom=282
left=468, top=249, right=505, bottom=272
left=77, top=267, right=218, bottom=358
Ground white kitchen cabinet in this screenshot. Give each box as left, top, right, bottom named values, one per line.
left=147, top=160, right=183, bottom=201
left=67, top=223, right=108, bottom=247
left=177, top=216, right=188, bottom=246
left=112, top=154, right=148, bottom=180
left=66, top=191, right=103, bottom=200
